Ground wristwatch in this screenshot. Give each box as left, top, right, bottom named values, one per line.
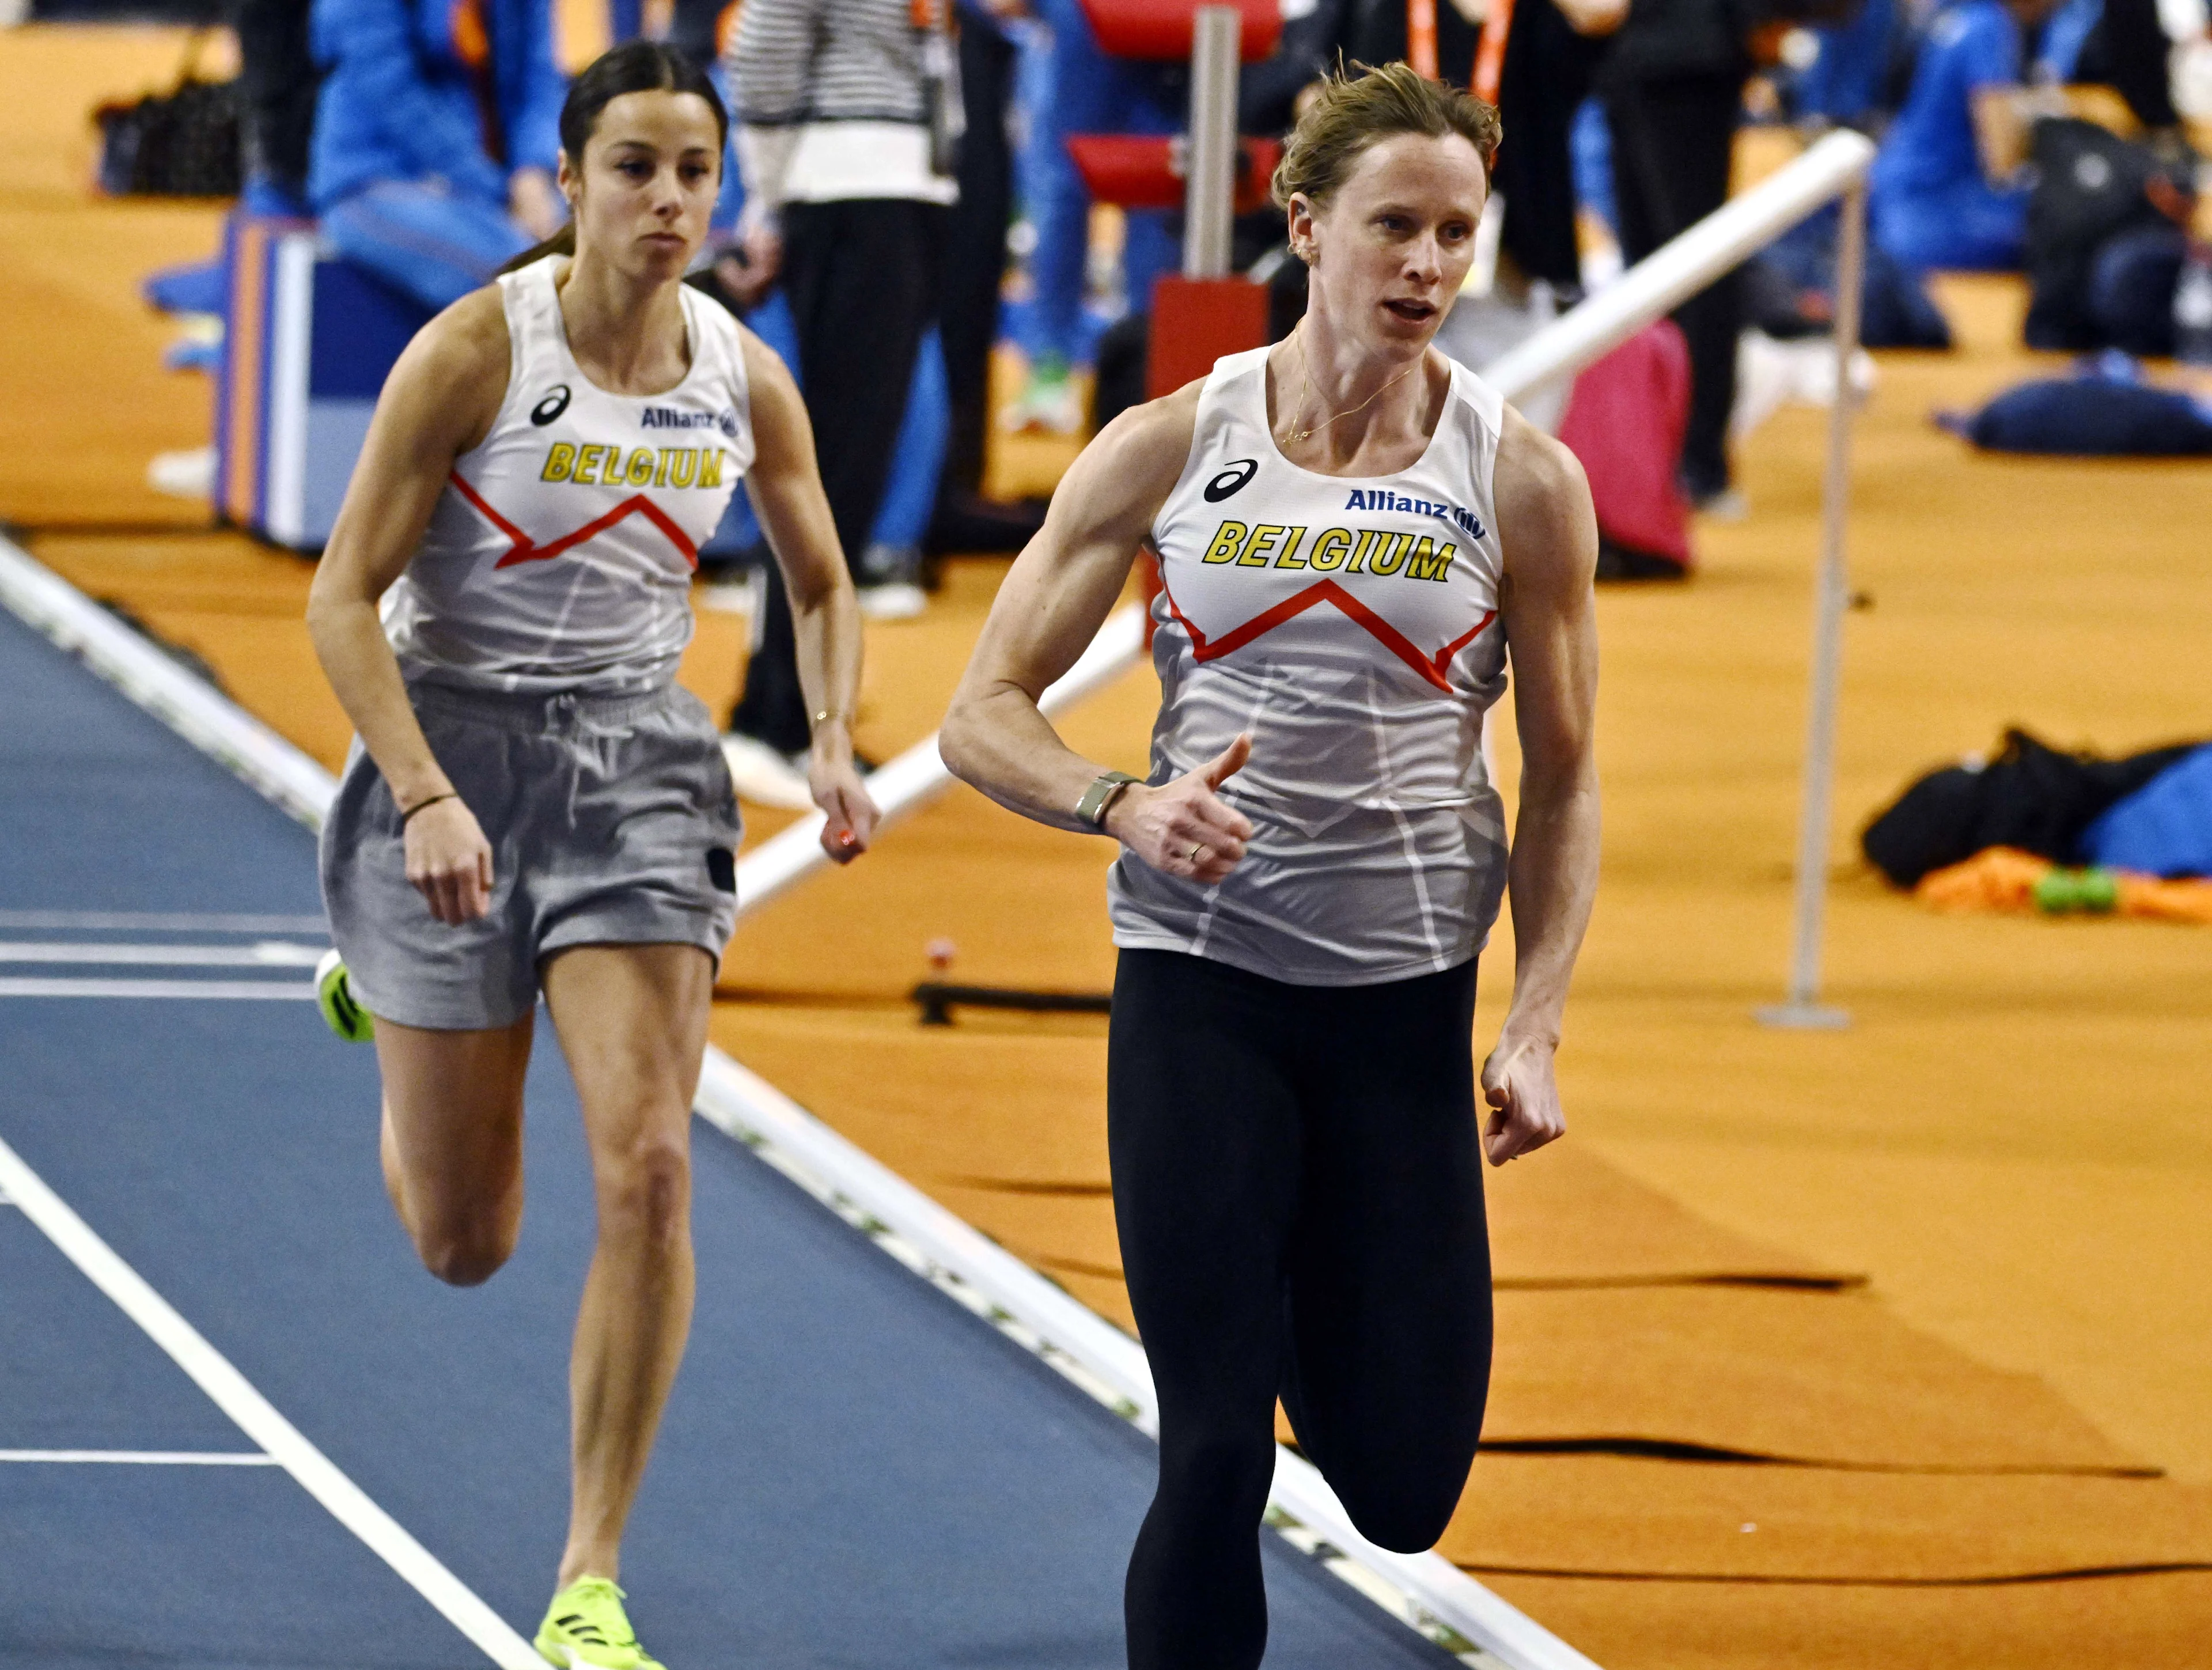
left=1075, top=770, right=1141, bottom=829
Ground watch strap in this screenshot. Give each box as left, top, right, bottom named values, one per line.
left=1075, top=770, right=1141, bottom=828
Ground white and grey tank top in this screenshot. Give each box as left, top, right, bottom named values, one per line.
left=1108, top=345, right=1512, bottom=986
left=383, top=256, right=754, bottom=696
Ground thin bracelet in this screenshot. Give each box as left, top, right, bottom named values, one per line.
left=399, top=792, right=457, bottom=824
left=810, top=709, right=848, bottom=729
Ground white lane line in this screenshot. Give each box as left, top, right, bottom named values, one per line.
left=0, top=1449, right=279, bottom=1465
left=0, top=911, right=329, bottom=934
left=0, top=539, right=336, bottom=829
left=0, top=979, right=314, bottom=1001
left=0, top=1133, right=542, bottom=1669
left=0, top=941, right=327, bottom=967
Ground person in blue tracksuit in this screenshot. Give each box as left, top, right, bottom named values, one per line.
left=1869, top=0, right=2056, bottom=271
left=1006, top=0, right=1181, bottom=432
left=309, top=0, right=569, bottom=309
left=1793, top=0, right=1899, bottom=128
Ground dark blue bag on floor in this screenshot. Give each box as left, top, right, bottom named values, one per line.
left=1947, top=353, right=2212, bottom=455
left=2081, top=744, right=2212, bottom=877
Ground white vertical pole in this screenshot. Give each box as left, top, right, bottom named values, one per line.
left=1184, top=6, right=1239, bottom=279
left=1758, top=181, right=1865, bottom=1031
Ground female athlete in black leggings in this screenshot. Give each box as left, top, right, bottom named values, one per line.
left=944, top=63, right=1600, bottom=1669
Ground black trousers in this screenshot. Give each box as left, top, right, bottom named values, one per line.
left=1107, top=949, right=1493, bottom=1670
left=1605, top=73, right=1745, bottom=497
left=729, top=198, right=944, bottom=751
left=228, top=0, right=317, bottom=194
left=941, top=15, right=1018, bottom=497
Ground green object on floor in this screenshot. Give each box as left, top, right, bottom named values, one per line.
left=2032, top=866, right=2120, bottom=914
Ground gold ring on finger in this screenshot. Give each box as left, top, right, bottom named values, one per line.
left=1188, top=843, right=1206, bottom=864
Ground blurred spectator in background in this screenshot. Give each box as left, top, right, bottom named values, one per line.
left=234, top=0, right=320, bottom=216
left=1344, top=0, right=1622, bottom=300
left=1490, top=0, right=1626, bottom=294
left=1597, top=0, right=1755, bottom=510
left=308, top=0, right=567, bottom=310
left=1866, top=0, right=2061, bottom=272
left=937, top=0, right=1043, bottom=540
left=2072, top=0, right=2193, bottom=130
left=1005, top=0, right=1181, bottom=433
left=1788, top=0, right=1901, bottom=129
left=668, top=0, right=733, bottom=65
left=2035, top=0, right=2103, bottom=84
left=2018, top=0, right=2201, bottom=354
left=142, top=0, right=323, bottom=324
left=718, top=0, right=957, bottom=805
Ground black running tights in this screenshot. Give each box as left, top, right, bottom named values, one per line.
left=1107, top=949, right=1493, bottom=1670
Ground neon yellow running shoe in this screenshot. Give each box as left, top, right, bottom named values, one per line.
left=314, top=949, right=374, bottom=1043
left=535, top=1577, right=664, bottom=1669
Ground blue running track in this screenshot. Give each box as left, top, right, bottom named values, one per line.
left=0, top=602, right=1461, bottom=1669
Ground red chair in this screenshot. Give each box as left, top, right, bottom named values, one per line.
left=1075, top=0, right=1277, bottom=60
left=1068, top=0, right=1282, bottom=397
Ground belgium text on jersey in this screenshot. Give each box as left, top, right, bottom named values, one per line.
left=1200, top=520, right=1459, bottom=582
left=538, top=444, right=728, bottom=490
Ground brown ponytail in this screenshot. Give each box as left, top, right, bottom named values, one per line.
left=498, top=222, right=576, bottom=277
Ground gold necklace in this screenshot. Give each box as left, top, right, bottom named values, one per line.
left=1284, top=329, right=1422, bottom=445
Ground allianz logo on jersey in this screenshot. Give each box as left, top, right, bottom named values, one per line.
left=641, top=406, right=739, bottom=437
left=1343, top=488, right=1486, bottom=540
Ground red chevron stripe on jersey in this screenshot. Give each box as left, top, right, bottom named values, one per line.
left=447, top=471, right=700, bottom=572
left=1157, top=570, right=1496, bottom=694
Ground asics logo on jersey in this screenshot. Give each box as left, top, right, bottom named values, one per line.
left=530, top=385, right=571, bottom=426
left=1203, top=459, right=1259, bottom=502
left=1201, top=519, right=1457, bottom=582
left=1344, top=488, right=1485, bottom=540
left=641, top=406, right=740, bottom=437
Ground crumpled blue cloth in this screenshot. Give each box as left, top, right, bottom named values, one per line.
left=1940, top=352, right=2212, bottom=455
left=2081, top=744, right=2212, bottom=878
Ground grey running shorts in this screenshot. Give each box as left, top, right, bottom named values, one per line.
left=319, top=680, right=743, bottom=1031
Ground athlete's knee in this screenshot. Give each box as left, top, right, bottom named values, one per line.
left=412, top=1215, right=518, bottom=1287
left=593, top=1127, right=692, bottom=1249
left=1158, top=1422, right=1277, bottom=1516
left=1329, top=1459, right=1468, bottom=1554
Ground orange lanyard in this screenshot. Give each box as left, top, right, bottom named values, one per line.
left=1472, top=0, right=1514, bottom=103
left=910, top=0, right=949, bottom=31
left=1405, top=0, right=1514, bottom=97
left=1406, top=0, right=1438, bottom=77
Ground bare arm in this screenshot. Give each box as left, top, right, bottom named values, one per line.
left=739, top=328, right=878, bottom=859
left=1975, top=82, right=2069, bottom=180
left=305, top=289, right=509, bottom=924
left=1480, top=408, right=1601, bottom=1165
left=1973, top=85, right=2029, bottom=179
left=940, top=389, right=1255, bottom=883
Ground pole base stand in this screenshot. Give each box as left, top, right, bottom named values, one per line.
left=1145, top=275, right=1271, bottom=399
left=1755, top=1002, right=1850, bottom=1031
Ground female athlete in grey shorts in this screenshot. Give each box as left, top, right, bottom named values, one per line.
left=305, top=43, right=876, bottom=1668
